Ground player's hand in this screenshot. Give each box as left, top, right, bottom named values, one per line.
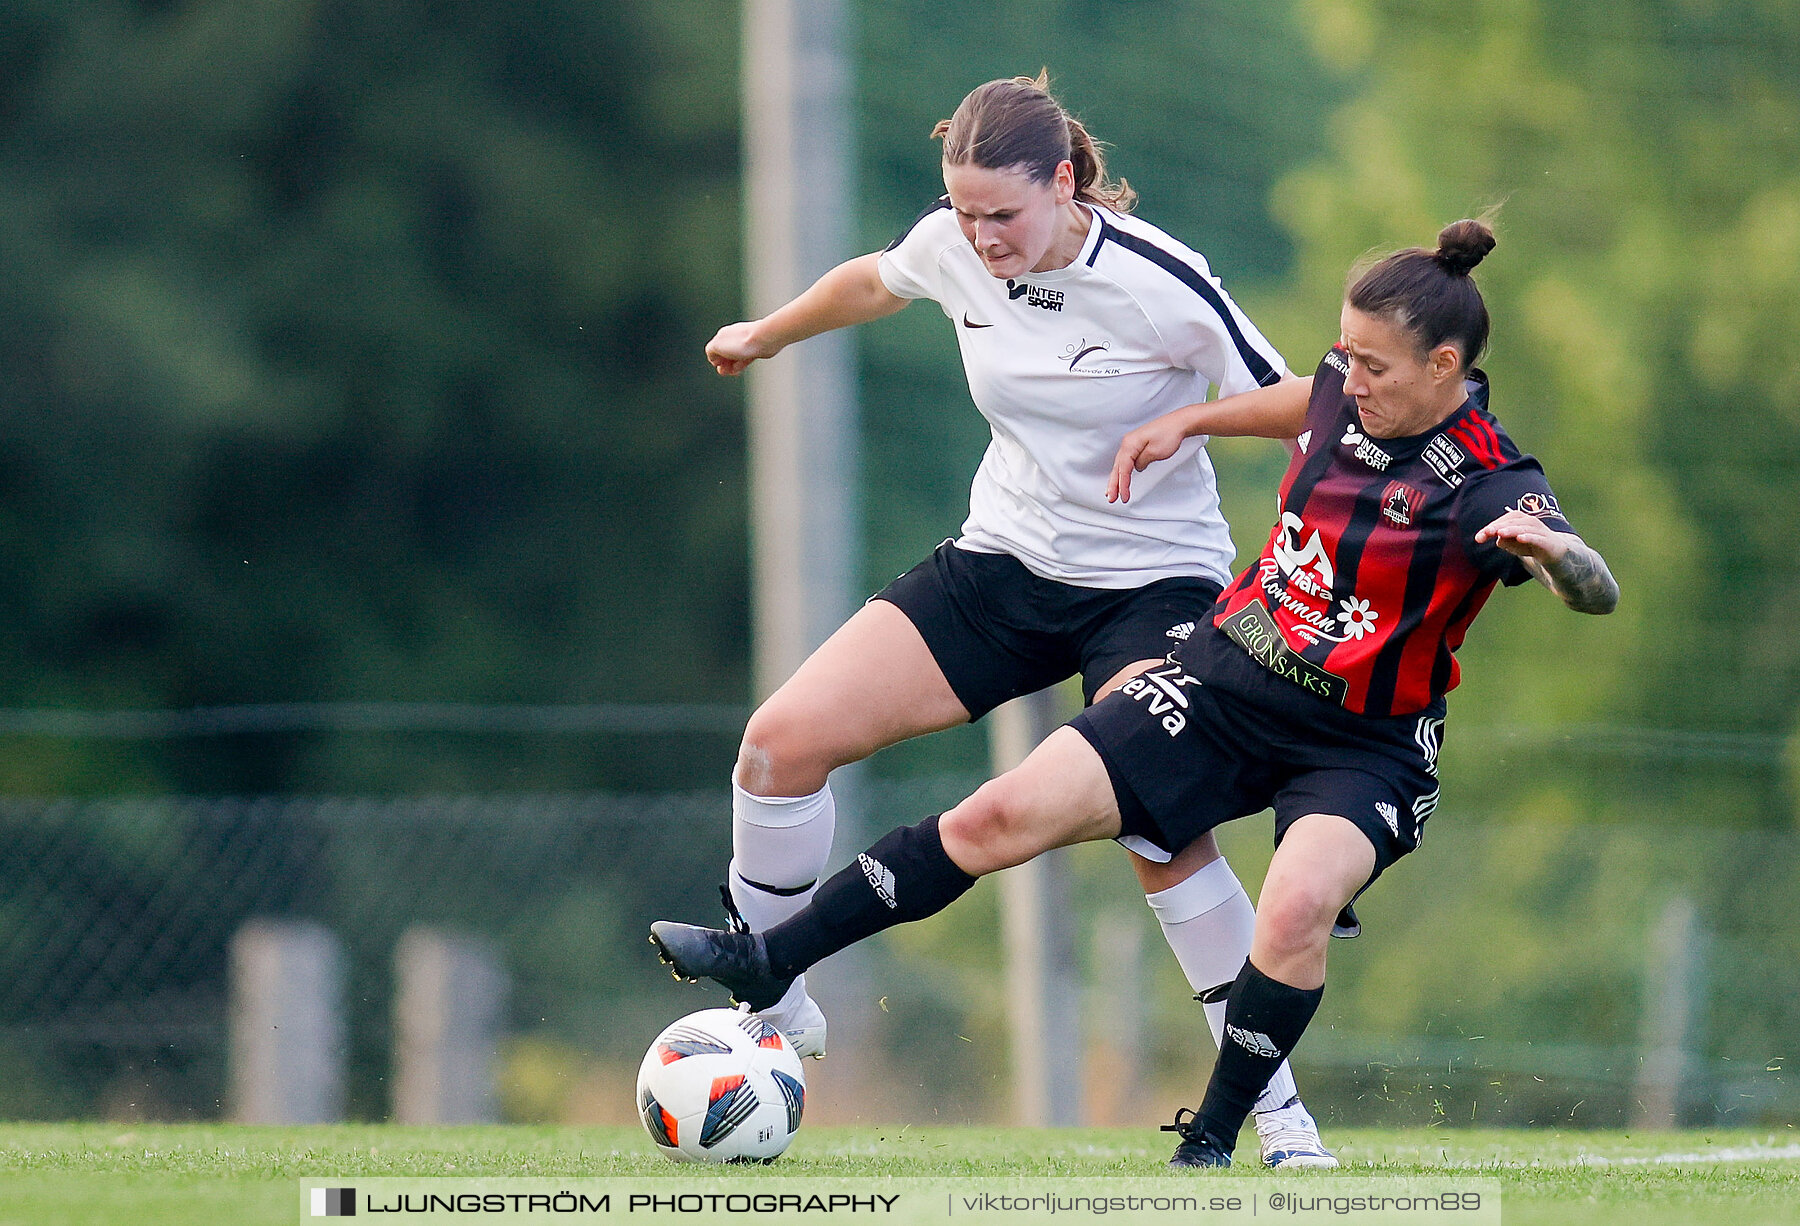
left=706, top=321, right=783, bottom=376
left=1474, top=510, right=1571, bottom=564
left=1107, top=413, right=1191, bottom=503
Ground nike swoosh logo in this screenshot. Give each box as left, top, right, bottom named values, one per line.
left=961, top=314, right=993, bottom=329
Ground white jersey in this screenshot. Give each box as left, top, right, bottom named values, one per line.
left=878, top=199, right=1288, bottom=588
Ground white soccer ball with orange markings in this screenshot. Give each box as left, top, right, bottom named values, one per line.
left=635, top=1007, right=806, bottom=1163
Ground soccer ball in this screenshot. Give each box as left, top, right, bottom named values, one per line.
left=635, top=1007, right=806, bottom=1163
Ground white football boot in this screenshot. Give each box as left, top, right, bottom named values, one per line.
left=762, top=983, right=827, bottom=1060
left=1255, top=1096, right=1339, bottom=1169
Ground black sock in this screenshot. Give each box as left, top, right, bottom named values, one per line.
left=762, top=814, right=977, bottom=977
left=1195, top=959, right=1323, bottom=1151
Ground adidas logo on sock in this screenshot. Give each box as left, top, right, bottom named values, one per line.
left=1226, top=1023, right=1283, bottom=1060
left=859, top=854, right=898, bottom=910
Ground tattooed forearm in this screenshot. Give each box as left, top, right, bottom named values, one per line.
left=1525, top=541, right=1619, bottom=614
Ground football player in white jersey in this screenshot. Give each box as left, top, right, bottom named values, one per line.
left=703, top=72, right=1332, bottom=1167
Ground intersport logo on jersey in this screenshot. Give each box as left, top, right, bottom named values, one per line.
left=1006, top=279, right=1065, bottom=312
left=1340, top=422, right=1392, bottom=471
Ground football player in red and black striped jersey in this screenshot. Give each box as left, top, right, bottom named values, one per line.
left=1090, top=217, right=1615, bottom=1164
left=650, top=218, right=1616, bottom=1169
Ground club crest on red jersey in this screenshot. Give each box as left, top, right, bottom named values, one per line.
left=1380, top=481, right=1426, bottom=528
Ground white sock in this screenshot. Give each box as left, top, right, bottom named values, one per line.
left=729, top=780, right=836, bottom=1017
left=1145, top=856, right=1300, bottom=1115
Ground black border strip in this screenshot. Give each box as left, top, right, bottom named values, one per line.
left=1093, top=221, right=1283, bottom=387
left=884, top=195, right=952, bottom=252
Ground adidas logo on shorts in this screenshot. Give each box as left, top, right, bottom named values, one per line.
left=1376, top=802, right=1400, bottom=837
left=1166, top=621, right=1195, bottom=641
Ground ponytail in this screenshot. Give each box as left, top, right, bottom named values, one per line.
left=1065, top=110, right=1136, bottom=211
left=1433, top=218, right=1496, bottom=277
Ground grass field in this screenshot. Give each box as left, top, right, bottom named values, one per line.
left=0, top=1123, right=1795, bottom=1225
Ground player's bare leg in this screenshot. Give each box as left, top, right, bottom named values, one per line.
left=1097, top=657, right=1334, bottom=1168
left=738, top=598, right=970, bottom=798
left=727, top=599, right=971, bottom=1057
left=1247, top=814, right=1373, bottom=989
left=1170, top=814, right=1371, bottom=1168
left=937, top=725, right=1123, bottom=873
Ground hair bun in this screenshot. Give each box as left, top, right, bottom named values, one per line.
left=1435, top=219, right=1496, bottom=275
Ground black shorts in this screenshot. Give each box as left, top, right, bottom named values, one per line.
left=1069, top=625, right=1444, bottom=880
left=873, top=540, right=1225, bottom=720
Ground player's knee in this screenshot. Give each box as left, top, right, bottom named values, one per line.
left=940, top=787, right=999, bottom=848
left=736, top=701, right=833, bottom=795
left=1255, top=879, right=1341, bottom=958
left=942, top=777, right=1038, bottom=865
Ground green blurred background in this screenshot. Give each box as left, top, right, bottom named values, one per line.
left=0, top=0, right=1794, bottom=1130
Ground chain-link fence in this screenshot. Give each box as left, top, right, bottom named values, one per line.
left=0, top=764, right=1793, bottom=1128
left=0, top=791, right=728, bottom=1120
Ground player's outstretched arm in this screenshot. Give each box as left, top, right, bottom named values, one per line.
left=1107, top=376, right=1311, bottom=503
left=1474, top=511, right=1619, bottom=614
left=706, top=252, right=907, bottom=375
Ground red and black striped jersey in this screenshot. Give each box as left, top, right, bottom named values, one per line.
left=1210, top=347, right=1575, bottom=717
